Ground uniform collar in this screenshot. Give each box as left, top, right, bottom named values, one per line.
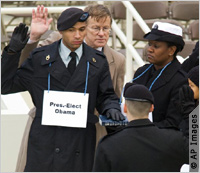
left=127, top=118, right=155, bottom=127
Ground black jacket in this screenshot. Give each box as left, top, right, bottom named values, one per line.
left=1, top=40, right=120, bottom=172
left=133, top=58, right=188, bottom=128
left=93, top=119, right=189, bottom=172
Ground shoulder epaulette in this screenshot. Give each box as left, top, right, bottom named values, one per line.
left=31, top=46, right=47, bottom=55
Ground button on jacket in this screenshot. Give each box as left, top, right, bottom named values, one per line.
left=1, top=40, right=120, bottom=172
left=15, top=31, right=125, bottom=172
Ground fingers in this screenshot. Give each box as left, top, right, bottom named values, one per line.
left=40, top=5, right=44, bottom=19
left=32, top=8, right=36, bottom=19
left=106, top=112, right=111, bottom=119
left=110, top=111, right=125, bottom=121
left=47, top=18, right=53, bottom=26
left=115, top=112, right=125, bottom=121
left=111, top=113, right=118, bottom=121
left=16, top=23, right=29, bottom=43
left=119, top=112, right=125, bottom=120
left=22, top=26, right=29, bottom=42
left=23, top=33, right=30, bottom=44
left=44, top=6, right=48, bottom=21
left=35, top=5, right=46, bottom=19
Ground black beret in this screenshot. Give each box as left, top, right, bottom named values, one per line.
left=188, top=66, right=199, bottom=87
left=144, top=22, right=185, bottom=51
left=57, top=8, right=89, bottom=31
left=123, top=83, right=154, bottom=104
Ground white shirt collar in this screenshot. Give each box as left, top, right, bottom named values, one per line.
left=60, top=39, right=83, bottom=59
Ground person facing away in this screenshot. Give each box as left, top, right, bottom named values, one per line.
left=15, top=5, right=126, bottom=171
left=1, top=7, right=124, bottom=172
left=93, top=83, right=189, bottom=172
left=133, top=21, right=188, bottom=128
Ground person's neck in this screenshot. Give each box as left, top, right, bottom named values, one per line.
left=127, top=115, right=148, bottom=122
left=154, top=58, right=174, bottom=70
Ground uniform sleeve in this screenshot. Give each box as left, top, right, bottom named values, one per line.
left=96, top=61, right=121, bottom=114
left=19, top=41, right=39, bottom=67
left=1, top=46, right=33, bottom=94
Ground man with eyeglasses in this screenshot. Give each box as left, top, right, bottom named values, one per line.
left=2, top=7, right=124, bottom=172
left=20, top=4, right=125, bottom=99
left=16, top=4, right=126, bottom=172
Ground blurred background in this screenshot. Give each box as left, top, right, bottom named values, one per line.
left=1, top=1, right=199, bottom=172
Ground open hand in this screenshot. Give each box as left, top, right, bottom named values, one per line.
left=30, top=5, right=53, bottom=41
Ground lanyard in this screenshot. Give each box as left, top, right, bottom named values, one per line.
left=48, top=62, right=90, bottom=95
left=119, top=62, right=172, bottom=104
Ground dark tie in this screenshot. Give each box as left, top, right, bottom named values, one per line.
left=68, top=52, right=77, bottom=75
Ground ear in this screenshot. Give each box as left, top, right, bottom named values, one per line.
left=124, top=103, right=127, bottom=113
left=149, top=104, right=154, bottom=112
left=169, top=46, right=177, bottom=56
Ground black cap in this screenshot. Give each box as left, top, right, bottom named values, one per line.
left=188, top=66, right=199, bottom=87
left=144, top=22, right=185, bottom=51
left=123, top=83, right=154, bottom=104
left=57, top=8, right=89, bottom=31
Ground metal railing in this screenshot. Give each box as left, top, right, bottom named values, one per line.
left=111, top=1, right=151, bottom=82
left=1, top=2, right=151, bottom=82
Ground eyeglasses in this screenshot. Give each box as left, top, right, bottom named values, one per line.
left=88, top=26, right=111, bottom=34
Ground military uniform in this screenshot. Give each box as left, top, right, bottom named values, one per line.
left=93, top=119, right=189, bottom=172
left=133, top=58, right=188, bottom=128
left=1, top=41, right=120, bottom=171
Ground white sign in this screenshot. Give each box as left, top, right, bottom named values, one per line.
left=42, top=90, right=89, bottom=128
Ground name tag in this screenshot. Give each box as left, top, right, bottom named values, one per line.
left=42, top=90, right=89, bottom=128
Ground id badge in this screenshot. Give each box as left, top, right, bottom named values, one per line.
left=42, top=90, right=89, bottom=128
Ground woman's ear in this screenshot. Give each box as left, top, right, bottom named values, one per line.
left=124, top=103, right=127, bottom=113
left=150, top=104, right=154, bottom=112
left=169, top=45, right=177, bottom=56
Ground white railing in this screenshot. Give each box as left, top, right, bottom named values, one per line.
left=111, top=1, right=151, bottom=82
left=1, top=2, right=151, bottom=82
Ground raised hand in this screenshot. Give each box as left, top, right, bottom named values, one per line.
left=179, top=85, right=195, bottom=118
left=30, top=5, right=53, bottom=41
left=8, top=23, right=29, bottom=53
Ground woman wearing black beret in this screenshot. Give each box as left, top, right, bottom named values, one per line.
left=133, top=22, right=188, bottom=128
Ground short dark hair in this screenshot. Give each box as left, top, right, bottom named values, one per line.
left=84, top=4, right=112, bottom=25
left=125, top=100, right=152, bottom=117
